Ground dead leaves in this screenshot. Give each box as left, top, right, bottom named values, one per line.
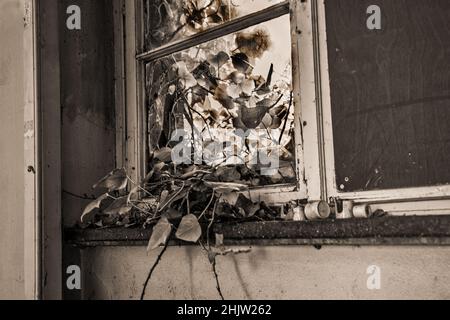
left=153, top=147, right=173, bottom=163
left=103, top=196, right=132, bottom=216
left=213, top=84, right=235, bottom=110
left=93, top=168, right=128, bottom=192
left=235, top=28, right=272, bottom=59
left=147, top=217, right=172, bottom=252
left=239, top=104, right=271, bottom=129
left=81, top=193, right=109, bottom=223
left=203, top=181, right=248, bottom=194
left=175, top=214, right=202, bottom=243
left=147, top=214, right=202, bottom=252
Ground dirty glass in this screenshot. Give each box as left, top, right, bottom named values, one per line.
left=145, top=15, right=296, bottom=186
left=143, top=0, right=285, bottom=50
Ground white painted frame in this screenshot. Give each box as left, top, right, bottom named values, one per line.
left=119, top=0, right=309, bottom=205
left=301, top=0, right=450, bottom=214
left=23, top=0, right=40, bottom=300
left=121, top=0, right=147, bottom=184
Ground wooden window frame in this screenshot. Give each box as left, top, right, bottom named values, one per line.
left=24, top=0, right=41, bottom=300
left=119, top=0, right=308, bottom=205
left=118, top=0, right=450, bottom=214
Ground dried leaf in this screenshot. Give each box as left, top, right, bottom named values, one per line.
left=175, top=214, right=202, bottom=243
left=104, top=196, right=132, bottom=216
left=154, top=147, right=173, bottom=163
left=208, top=51, right=229, bottom=68
left=163, top=208, right=183, bottom=221
left=204, top=181, right=248, bottom=194
left=214, top=166, right=241, bottom=182
left=213, top=84, right=235, bottom=109
left=127, top=186, right=140, bottom=203
left=231, top=53, right=252, bottom=73
left=81, top=193, right=109, bottom=223
left=177, top=62, right=197, bottom=89
left=269, top=115, right=282, bottom=129
left=147, top=217, right=172, bottom=252
left=236, top=28, right=272, bottom=59
left=159, top=190, right=170, bottom=206
left=93, top=168, right=128, bottom=192
left=159, top=186, right=188, bottom=211
left=236, top=194, right=260, bottom=218
left=227, top=71, right=245, bottom=84
left=219, top=192, right=239, bottom=206
left=240, top=105, right=269, bottom=129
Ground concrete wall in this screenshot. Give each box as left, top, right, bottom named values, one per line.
left=0, top=0, right=26, bottom=299
left=81, top=246, right=450, bottom=300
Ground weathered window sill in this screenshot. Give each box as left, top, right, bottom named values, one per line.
left=64, top=216, right=450, bottom=247
left=64, top=215, right=450, bottom=247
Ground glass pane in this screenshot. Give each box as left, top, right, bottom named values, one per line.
left=145, top=15, right=296, bottom=186
left=325, top=0, right=450, bottom=192
left=143, top=0, right=285, bottom=50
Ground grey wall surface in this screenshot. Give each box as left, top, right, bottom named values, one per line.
left=0, top=0, right=26, bottom=299
left=82, top=246, right=450, bottom=300
left=59, top=0, right=116, bottom=228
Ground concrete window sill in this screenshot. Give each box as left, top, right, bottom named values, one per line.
left=64, top=215, right=450, bottom=247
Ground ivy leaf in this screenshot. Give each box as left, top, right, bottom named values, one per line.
left=159, top=186, right=189, bottom=212
left=93, top=168, right=128, bottom=192
left=154, top=147, right=173, bottom=163
left=162, top=208, right=183, bottom=222
left=236, top=194, right=260, bottom=218
left=177, top=62, right=197, bottom=89
left=218, top=192, right=239, bottom=206
left=231, top=52, right=252, bottom=73
left=213, top=84, right=235, bottom=109
left=81, top=193, right=109, bottom=223
left=239, top=104, right=270, bottom=129
left=127, top=186, right=140, bottom=203
left=204, top=181, right=248, bottom=194
left=103, top=196, right=132, bottom=216
left=175, top=214, right=202, bottom=243
left=208, top=51, right=229, bottom=69
left=147, top=217, right=172, bottom=252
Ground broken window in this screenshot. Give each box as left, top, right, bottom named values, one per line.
left=143, top=0, right=285, bottom=50
left=145, top=9, right=297, bottom=186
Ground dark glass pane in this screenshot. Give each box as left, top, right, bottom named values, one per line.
left=325, top=0, right=450, bottom=192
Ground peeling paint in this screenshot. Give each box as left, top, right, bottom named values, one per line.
left=24, top=120, right=34, bottom=139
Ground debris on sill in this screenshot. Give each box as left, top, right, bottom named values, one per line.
left=78, top=163, right=386, bottom=233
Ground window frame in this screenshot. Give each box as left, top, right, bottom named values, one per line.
left=121, top=0, right=308, bottom=205
left=120, top=0, right=450, bottom=214
left=302, top=0, right=450, bottom=215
